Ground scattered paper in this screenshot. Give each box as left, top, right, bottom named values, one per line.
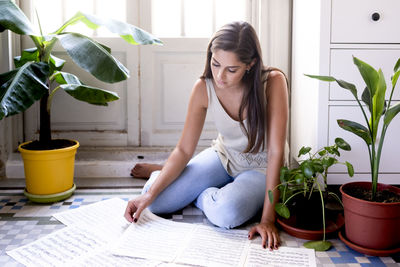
left=112, top=209, right=195, bottom=262
left=53, top=197, right=128, bottom=228
left=7, top=198, right=317, bottom=267
left=245, top=245, right=316, bottom=267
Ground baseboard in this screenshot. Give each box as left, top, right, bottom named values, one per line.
left=5, top=147, right=174, bottom=178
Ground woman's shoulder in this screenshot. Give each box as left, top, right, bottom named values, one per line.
left=192, top=78, right=209, bottom=107
left=193, top=78, right=207, bottom=92
left=264, top=67, right=286, bottom=82
left=263, top=68, right=288, bottom=98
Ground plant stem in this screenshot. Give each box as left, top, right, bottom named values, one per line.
left=316, top=183, right=326, bottom=241
left=39, top=83, right=52, bottom=144
left=373, top=125, right=388, bottom=199
left=47, top=86, right=61, bottom=113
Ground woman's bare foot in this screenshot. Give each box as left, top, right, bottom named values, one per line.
left=131, top=163, right=163, bottom=179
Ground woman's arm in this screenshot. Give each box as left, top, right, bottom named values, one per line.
left=248, top=70, right=289, bottom=249
left=125, top=79, right=209, bottom=222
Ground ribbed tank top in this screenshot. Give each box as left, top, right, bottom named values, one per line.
left=205, top=78, right=268, bottom=177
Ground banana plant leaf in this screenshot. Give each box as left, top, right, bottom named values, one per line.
left=53, top=72, right=119, bottom=105
left=14, top=48, right=39, bottom=67
left=0, top=62, right=49, bottom=119
left=0, top=1, right=37, bottom=35
left=56, top=11, right=162, bottom=45
left=58, top=33, right=129, bottom=83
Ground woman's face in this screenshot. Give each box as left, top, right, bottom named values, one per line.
left=211, top=49, right=248, bottom=90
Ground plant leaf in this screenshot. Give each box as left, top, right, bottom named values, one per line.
left=49, top=54, right=66, bottom=72
left=384, top=102, right=400, bottom=126
left=0, top=62, right=49, bottom=120
left=337, top=119, right=372, bottom=145
left=298, top=146, right=311, bottom=157
left=322, top=157, right=336, bottom=168
left=371, top=69, right=387, bottom=140
left=58, top=32, right=129, bottom=83
left=305, top=74, right=358, bottom=99
left=353, top=56, right=379, bottom=97
left=304, top=74, right=336, bottom=82
left=275, top=203, right=290, bottom=219
left=52, top=71, right=81, bottom=85
left=346, top=161, right=354, bottom=177
left=55, top=11, right=162, bottom=45
left=335, top=137, right=351, bottom=151
left=391, top=70, right=400, bottom=92
left=279, top=167, right=289, bottom=183
left=301, top=162, right=314, bottom=178
left=394, top=58, right=400, bottom=72
left=268, top=190, right=274, bottom=204
left=304, top=240, right=332, bottom=251
left=295, top=173, right=305, bottom=184
left=13, top=47, right=39, bottom=68
left=0, top=0, right=38, bottom=35
left=361, top=87, right=371, bottom=114
left=60, top=84, right=119, bottom=105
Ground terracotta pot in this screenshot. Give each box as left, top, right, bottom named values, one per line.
left=340, top=182, right=400, bottom=250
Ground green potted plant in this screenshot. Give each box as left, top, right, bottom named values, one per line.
left=269, top=138, right=354, bottom=251
left=307, top=57, right=400, bottom=254
left=0, top=0, right=161, bottom=202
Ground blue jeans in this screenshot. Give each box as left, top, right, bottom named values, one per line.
left=142, top=148, right=266, bottom=229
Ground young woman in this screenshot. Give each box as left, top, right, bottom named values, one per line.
left=125, top=21, right=289, bottom=250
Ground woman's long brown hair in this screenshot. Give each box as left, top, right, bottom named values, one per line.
left=201, top=21, right=281, bottom=153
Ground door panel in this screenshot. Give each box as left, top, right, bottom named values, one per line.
left=140, top=39, right=217, bottom=146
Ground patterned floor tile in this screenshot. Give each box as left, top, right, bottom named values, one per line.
left=0, top=189, right=399, bottom=266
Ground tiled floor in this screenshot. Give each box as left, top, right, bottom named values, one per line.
left=0, top=178, right=399, bottom=267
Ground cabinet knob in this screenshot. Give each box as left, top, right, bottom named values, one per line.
left=371, top=12, right=380, bottom=21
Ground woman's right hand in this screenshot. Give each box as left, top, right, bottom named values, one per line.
left=124, top=193, right=154, bottom=223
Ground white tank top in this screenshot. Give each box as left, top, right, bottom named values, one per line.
left=205, top=78, right=268, bottom=177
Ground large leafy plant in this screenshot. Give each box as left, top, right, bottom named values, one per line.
left=269, top=138, right=354, bottom=251
left=307, top=57, right=400, bottom=200
left=0, top=0, right=161, bottom=145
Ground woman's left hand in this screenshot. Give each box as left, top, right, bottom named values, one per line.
left=248, top=221, right=280, bottom=250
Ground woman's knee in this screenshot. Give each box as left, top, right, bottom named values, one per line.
left=206, top=201, right=249, bottom=229
left=199, top=190, right=250, bottom=229
left=198, top=184, right=264, bottom=229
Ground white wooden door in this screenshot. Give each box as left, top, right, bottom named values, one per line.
left=139, top=0, right=251, bottom=146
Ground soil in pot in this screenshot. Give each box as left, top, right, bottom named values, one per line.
left=21, top=139, right=77, bottom=151
left=288, top=192, right=340, bottom=230
left=344, top=186, right=400, bottom=203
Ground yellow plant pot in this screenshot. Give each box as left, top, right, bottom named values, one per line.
left=18, top=140, right=79, bottom=195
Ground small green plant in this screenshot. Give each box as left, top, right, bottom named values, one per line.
left=306, top=57, right=400, bottom=201
left=269, top=137, right=354, bottom=251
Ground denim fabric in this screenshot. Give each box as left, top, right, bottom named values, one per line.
left=142, top=148, right=266, bottom=229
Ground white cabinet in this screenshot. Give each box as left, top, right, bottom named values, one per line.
left=291, top=0, right=400, bottom=184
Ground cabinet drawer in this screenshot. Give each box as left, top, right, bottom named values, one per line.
left=331, top=0, right=400, bottom=43
left=330, top=49, right=400, bottom=100
left=328, top=105, right=400, bottom=174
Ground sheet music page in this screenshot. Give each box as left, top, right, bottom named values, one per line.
left=53, top=197, right=128, bottom=228
left=112, top=209, right=196, bottom=262
left=245, top=244, right=316, bottom=267
left=7, top=225, right=111, bottom=267
left=175, top=225, right=250, bottom=267
left=71, top=249, right=163, bottom=267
